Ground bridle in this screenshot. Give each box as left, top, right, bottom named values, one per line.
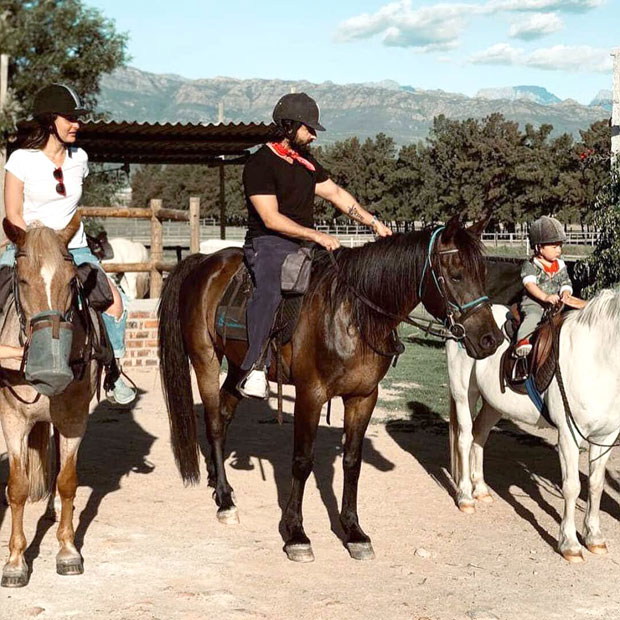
left=327, top=225, right=490, bottom=358
left=417, top=226, right=490, bottom=341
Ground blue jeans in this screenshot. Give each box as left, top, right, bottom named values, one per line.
left=0, top=244, right=128, bottom=358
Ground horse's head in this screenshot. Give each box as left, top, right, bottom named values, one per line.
left=419, top=215, right=503, bottom=360
left=3, top=214, right=79, bottom=324
left=86, top=230, right=113, bottom=261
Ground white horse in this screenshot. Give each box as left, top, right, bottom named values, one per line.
left=446, top=290, right=620, bottom=562
left=102, top=238, right=149, bottom=300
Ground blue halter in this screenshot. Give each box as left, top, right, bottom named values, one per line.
left=418, top=226, right=489, bottom=340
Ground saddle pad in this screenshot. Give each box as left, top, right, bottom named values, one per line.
left=215, top=263, right=304, bottom=345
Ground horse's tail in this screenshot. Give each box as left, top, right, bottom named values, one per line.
left=158, top=254, right=210, bottom=485
left=448, top=394, right=460, bottom=484
left=26, top=421, right=52, bottom=502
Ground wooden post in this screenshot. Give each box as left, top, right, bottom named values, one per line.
left=219, top=162, right=226, bottom=240
left=612, top=48, right=620, bottom=161
left=150, top=199, right=163, bottom=298
left=189, top=196, right=200, bottom=254
left=0, top=54, right=9, bottom=244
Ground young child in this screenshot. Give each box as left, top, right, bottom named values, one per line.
left=516, top=215, right=584, bottom=357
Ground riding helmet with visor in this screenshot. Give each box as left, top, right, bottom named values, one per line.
left=33, top=84, right=88, bottom=119
left=529, top=215, right=567, bottom=247
left=272, top=93, right=325, bottom=132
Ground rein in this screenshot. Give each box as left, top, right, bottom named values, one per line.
left=326, top=226, right=490, bottom=356
left=550, top=314, right=620, bottom=451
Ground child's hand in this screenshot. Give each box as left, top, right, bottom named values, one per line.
left=545, top=293, right=561, bottom=305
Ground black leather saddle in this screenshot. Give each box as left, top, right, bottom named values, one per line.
left=214, top=263, right=304, bottom=347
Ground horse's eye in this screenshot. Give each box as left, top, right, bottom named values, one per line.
left=451, top=274, right=463, bottom=282
left=18, top=279, right=28, bottom=286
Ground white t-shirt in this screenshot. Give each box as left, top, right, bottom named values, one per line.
left=4, top=147, right=88, bottom=249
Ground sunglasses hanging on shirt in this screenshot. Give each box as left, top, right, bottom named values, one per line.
left=53, top=167, right=66, bottom=196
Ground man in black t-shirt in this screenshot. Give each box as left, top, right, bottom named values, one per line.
left=238, top=92, right=392, bottom=399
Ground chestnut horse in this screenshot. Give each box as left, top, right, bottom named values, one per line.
left=0, top=215, right=99, bottom=587
left=159, top=217, right=503, bottom=562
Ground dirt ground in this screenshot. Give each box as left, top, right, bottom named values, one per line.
left=1, top=368, right=619, bottom=620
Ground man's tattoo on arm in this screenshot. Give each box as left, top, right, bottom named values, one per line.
left=347, top=204, right=362, bottom=221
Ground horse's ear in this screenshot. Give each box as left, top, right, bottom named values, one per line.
left=3, top=218, right=26, bottom=247
left=443, top=214, right=462, bottom=240
left=57, top=213, right=81, bottom=247
left=467, top=209, right=492, bottom=238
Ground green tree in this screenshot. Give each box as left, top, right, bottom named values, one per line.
left=0, top=0, right=128, bottom=133
left=575, top=163, right=620, bottom=296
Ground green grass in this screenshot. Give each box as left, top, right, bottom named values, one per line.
left=375, top=327, right=450, bottom=422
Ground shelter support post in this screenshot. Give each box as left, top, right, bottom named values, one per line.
left=150, top=199, right=164, bottom=298
left=219, top=163, right=226, bottom=240
left=189, top=196, right=200, bottom=254
left=0, top=54, right=9, bottom=244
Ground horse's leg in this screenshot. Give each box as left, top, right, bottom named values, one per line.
left=557, top=430, right=583, bottom=562
left=195, top=355, right=239, bottom=524
left=583, top=437, right=617, bottom=555
left=340, top=390, right=377, bottom=560
left=470, top=401, right=501, bottom=504
left=1, top=419, right=30, bottom=587
left=283, top=390, right=323, bottom=563
left=55, top=433, right=84, bottom=575
left=449, top=389, right=479, bottom=513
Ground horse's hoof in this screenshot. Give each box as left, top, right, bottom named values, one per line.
left=285, top=543, right=315, bottom=563
left=475, top=493, right=493, bottom=504
left=217, top=507, right=239, bottom=525
left=587, top=543, right=608, bottom=555
left=458, top=502, right=476, bottom=514
left=1, top=564, right=28, bottom=588
left=562, top=550, right=584, bottom=564
left=56, top=557, right=84, bottom=576
left=346, top=541, right=375, bottom=561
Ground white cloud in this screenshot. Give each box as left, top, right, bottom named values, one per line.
left=526, top=45, right=612, bottom=72
left=334, top=1, right=482, bottom=49
left=469, top=44, right=612, bottom=72
left=509, top=13, right=563, bottom=39
left=469, top=43, right=524, bottom=65
left=335, top=0, right=604, bottom=50
left=489, top=0, right=604, bottom=12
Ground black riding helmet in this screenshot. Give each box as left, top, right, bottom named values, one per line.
left=33, top=84, right=88, bottom=119
left=272, top=93, right=325, bottom=131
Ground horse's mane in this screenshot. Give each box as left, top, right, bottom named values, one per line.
left=571, top=288, right=620, bottom=332
left=308, top=226, right=485, bottom=352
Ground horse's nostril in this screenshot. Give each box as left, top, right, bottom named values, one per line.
left=481, top=334, right=496, bottom=350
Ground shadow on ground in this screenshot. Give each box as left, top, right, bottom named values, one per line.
left=386, top=400, right=620, bottom=553
left=193, top=398, right=395, bottom=545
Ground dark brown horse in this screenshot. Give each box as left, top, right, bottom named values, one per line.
left=158, top=217, right=503, bottom=562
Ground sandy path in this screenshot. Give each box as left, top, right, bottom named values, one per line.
left=0, top=369, right=619, bottom=620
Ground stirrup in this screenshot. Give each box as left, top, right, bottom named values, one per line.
left=511, top=357, right=529, bottom=383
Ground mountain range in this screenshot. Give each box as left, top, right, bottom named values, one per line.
left=97, top=67, right=611, bottom=146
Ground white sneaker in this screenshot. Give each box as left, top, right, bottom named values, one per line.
left=238, top=369, right=269, bottom=399
left=515, top=343, right=532, bottom=357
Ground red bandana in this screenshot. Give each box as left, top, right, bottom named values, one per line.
left=268, top=142, right=316, bottom=172
left=542, top=260, right=559, bottom=275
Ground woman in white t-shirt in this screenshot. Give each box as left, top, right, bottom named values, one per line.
left=2, top=84, right=136, bottom=405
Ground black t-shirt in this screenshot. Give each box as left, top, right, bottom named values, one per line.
left=243, top=145, right=329, bottom=242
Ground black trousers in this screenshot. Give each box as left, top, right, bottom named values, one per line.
left=241, top=235, right=300, bottom=371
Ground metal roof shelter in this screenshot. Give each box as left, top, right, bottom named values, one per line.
left=13, top=119, right=279, bottom=165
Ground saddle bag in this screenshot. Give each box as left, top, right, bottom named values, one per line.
left=281, top=247, right=313, bottom=295
left=76, top=263, right=114, bottom=312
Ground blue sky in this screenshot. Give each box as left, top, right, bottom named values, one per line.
left=90, top=0, right=617, bottom=104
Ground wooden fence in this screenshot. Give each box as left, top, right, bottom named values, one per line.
left=78, top=197, right=200, bottom=297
